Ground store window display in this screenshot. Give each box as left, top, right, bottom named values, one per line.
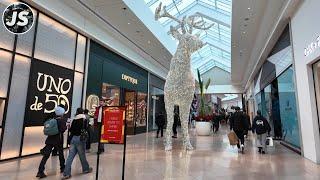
left=278, top=67, right=300, bottom=147
left=136, top=92, right=147, bottom=127
left=101, top=83, right=120, bottom=106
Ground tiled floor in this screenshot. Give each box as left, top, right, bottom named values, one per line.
left=1, top=126, right=320, bottom=180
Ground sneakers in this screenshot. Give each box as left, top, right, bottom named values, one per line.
left=36, top=172, right=47, bottom=179
left=83, top=167, right=93, bottom=174
left=258, top=147, right=262, bottom=154
left=61, top=175, right=71, bottom=179
left=261, top=150, right=266, bottom=154
left=241, top=144, right=244, bottom=154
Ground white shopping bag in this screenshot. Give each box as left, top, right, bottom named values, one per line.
left=266, top=137, right=274, bottom=147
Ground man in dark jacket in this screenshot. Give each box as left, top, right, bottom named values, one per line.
left=252, top=110, right=271, bottom=154
left=36, top=106, right=67, bottom=178
left=156, top=112, right=165, bottom=138
left=243, top=110, right=251, bottom=137
left=230, top=107, right=249, bottom=153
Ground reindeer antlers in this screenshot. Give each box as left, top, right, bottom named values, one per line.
left=154, top=2, right=215, bottom=35
left=155, top=2, right=181, bottom=24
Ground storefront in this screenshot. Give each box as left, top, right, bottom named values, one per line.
left=0, top=1, right=87, bottom=160
left=86, top=41, right=149, bottom=135
left=291, top=0, right=320, bottom=163
left=252, top=25, right=301, bottom=149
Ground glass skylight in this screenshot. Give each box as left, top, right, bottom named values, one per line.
left=144, top=0, right=232, bottom=74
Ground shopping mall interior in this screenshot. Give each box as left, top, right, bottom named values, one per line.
left=1, top=0, right=320, bottom=179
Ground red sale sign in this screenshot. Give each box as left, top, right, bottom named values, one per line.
left=101, top=107, right=126, bottom=144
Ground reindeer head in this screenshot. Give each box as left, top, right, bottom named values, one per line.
left=155, top=2, right=215, bottom=54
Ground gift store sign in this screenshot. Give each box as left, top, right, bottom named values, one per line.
left=25, top=60, right=74, bottom=126
left=122, top=74, right=138, bottom=85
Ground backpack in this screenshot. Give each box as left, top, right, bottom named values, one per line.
left=43, top=118, right=59, bottom=136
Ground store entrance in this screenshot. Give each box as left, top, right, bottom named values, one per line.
left=124, top=90, right=136, bottom=135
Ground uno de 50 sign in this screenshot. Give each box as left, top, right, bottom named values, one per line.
left=304, top=35, right=320, bottom=57
left=25, top=60, right=74, bottom=126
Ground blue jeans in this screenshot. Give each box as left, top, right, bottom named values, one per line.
left=63, top=136, right=90, bottom=176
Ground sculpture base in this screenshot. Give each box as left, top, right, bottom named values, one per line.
left=196, top=122, right=212, bottom=136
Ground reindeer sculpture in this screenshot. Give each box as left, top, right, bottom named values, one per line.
left=155, top=3, right=215, bottom=151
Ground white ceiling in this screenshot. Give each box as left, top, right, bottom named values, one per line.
left=231, top=0, right=301, bottom=90
left=231, top=0, right=287, bottom=85
left=73, top=0, right=173, bottom=71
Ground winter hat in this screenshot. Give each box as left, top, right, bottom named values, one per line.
left=55, top=106, right=65, bottom=116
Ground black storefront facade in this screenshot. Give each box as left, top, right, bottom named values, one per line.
left=86, top=41, right=149, bottom=135
left=0, top=1, right=87, bottom=160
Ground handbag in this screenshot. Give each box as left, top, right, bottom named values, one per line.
left=266, top=136, right=274, bottom=147
left=80, top=119, right=89, bottom=142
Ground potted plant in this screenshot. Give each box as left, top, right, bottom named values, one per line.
left=195, top=69, right=213, bottom=136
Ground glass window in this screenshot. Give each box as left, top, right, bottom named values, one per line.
left=75, top=35, right=86, bottom=73
left=0, top=50, right=12, bottom=98
left=21, top=127, right=45, bottom=156
left=0, top=0, right=15, bottom=51
left=0, top=99, right=5, bottom=127
left=16, top=8, right=37, bottom=56
left=278, top=67, right=300, bottom=147
left=70, top=72, right=84, bottom=118
left=125, top=91, right=136, bottom=134
left=149, top=87, right=164, bottom=130
left=101, top=83, right=120, bottom=106
left=1, top=55, right=30, bottom=160
left=34, top=13, right=76, bottom=69
left=255, top=92, right=262, bottom=113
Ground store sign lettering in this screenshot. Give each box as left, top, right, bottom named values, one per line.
left=304, top=35, right=320, bottom=57
left=122, top=74, right=138, bottom=85
left=25, top=60, right=74, bottom=126
left=30, top=72, right=71, bottom=113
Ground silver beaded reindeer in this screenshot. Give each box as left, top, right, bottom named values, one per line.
left=155, top=3, right=215, bottom=151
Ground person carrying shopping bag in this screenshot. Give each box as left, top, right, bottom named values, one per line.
left=230, top=107, right=249, bottom=153
left=252, top=110, right=271, bottom=154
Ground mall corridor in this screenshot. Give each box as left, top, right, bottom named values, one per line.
left=2, top=0, right=320, bottom=179
left=0, top=126, right=320, bottom=180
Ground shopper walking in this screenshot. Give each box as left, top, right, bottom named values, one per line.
left=230, top=107, right=249, bottom=153
left=156, top=111, right=165, bottom=138
left=252, top=110, right=271, bottom=154
left=172, top=111, right=179, bottom=138
left=94, top=100, right=105, bottom=154
left=243, top=110, right=251, bottom=138
left=36, top=106, right=67, bottom=178
left=62, top=108, right=92, bottom=179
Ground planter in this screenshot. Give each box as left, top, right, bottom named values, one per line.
left=195, top=121, right=212, bottom=136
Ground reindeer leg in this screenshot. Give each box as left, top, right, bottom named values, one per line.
left=164, top=98, right=174, bottom=151
left=180, top=102, right=193, bottom=150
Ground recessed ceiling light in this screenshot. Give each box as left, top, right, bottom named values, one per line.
left=248, top=7, right=251, bottom=10
left=128, top=22, right=130, bottom=25
left=243, top=31, right=246, bottom=34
